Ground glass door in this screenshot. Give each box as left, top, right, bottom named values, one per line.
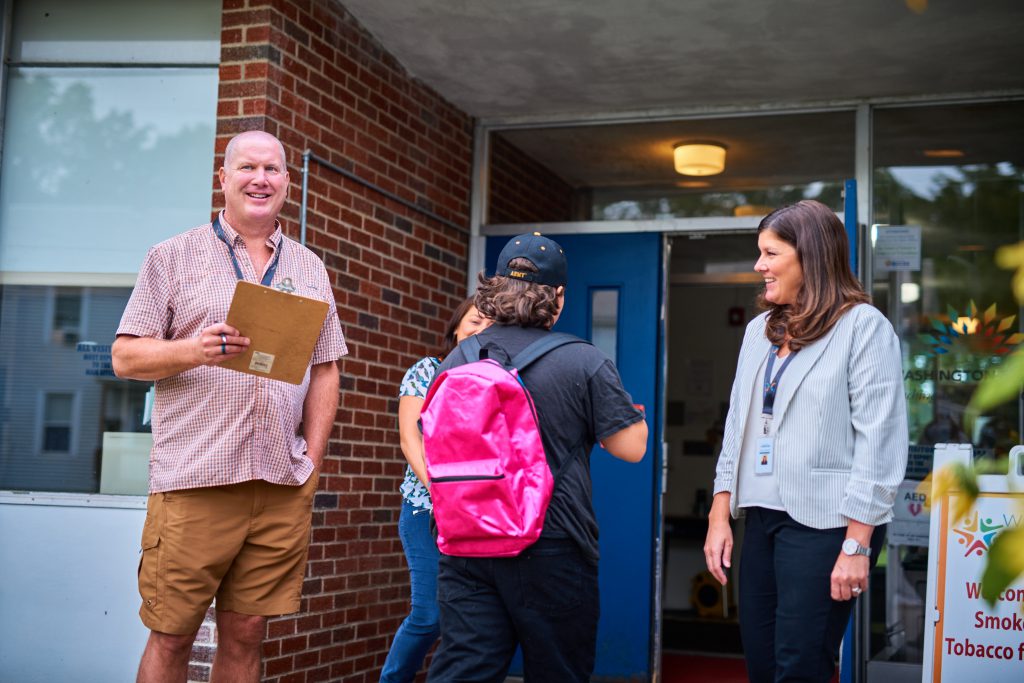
left=865, top=100, right=1024, bottom=682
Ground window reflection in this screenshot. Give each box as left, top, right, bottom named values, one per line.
left=0, top=286, right=150, bottom=493
left=594, top=182, right=846, bottom=221
left=0, top=68, right=217, bottom=276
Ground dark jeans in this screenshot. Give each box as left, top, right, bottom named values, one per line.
left=426, top=538, right=599, bottom=683
left=380, top=501, right=441, bottom=683
left=738, top=507, right=885, bottom=683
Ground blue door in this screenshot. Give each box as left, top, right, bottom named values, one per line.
left=486, top=231, right=662, bottom=680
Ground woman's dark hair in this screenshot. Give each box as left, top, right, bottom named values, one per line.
left=474, top=258, right=561, bottom=329
left=758, top=199, right=869, bottom=350
left=438, top=297, right=477, bottom=358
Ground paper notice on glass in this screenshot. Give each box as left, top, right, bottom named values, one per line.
left=874, top=225, right=921, bottom=273
left=890, top=479, right=930, bottom=547
left=221, top=281, right=330, bottom=385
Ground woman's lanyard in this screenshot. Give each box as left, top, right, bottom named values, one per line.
left=761, top=345, right=797, bottom=435
left=212, top=215, right=281, bottom=286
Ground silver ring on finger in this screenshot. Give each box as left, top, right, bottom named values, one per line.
left=851, top=586, right=862, bottom=595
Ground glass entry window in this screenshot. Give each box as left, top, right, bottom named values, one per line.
left=488, top=111, right=855, bottom=224
left=867, top=101, right=1024, bottom=673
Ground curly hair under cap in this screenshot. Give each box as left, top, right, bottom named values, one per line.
left=474, top=258, right=562, bottom=329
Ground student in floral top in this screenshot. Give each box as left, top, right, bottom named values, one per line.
left=380, top=298, right=489, bottom=683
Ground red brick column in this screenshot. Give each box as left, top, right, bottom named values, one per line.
left=198, top=2, right=575, bottom=681
left=210, top=1, right=472, bottom=681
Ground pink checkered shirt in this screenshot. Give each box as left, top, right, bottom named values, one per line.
left=117, top=212, right=347, bottom=493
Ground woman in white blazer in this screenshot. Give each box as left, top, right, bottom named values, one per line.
left=704, top=200, right=908, bottom=682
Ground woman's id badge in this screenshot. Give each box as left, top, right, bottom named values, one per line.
left=755, top=437, right=774, bottom=475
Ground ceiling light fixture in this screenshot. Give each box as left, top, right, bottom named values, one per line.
left=923, top=149, right=965, bottom=158
left=674, top=141, right=726, bottom=176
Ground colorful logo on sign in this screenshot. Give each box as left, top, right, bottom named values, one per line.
left=918, top=301, right=1024, bottom=357
left=952, top=510, right=1005, bottom=557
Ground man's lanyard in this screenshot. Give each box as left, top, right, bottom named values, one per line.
left=761, top=345, right=797, bottom=433
left=212, top=215, right=281, bottom=287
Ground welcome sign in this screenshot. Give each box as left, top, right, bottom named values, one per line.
left=923, top=444, right=1024, bottom=682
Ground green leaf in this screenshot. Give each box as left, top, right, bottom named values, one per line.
left=969, top=349, right=1024, bottom=414
left=981, top=524, right=1024, bottom=606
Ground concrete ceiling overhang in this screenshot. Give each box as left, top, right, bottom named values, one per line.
left=339, top=0, right=1024, bottom=122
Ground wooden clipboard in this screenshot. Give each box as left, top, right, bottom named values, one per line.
left=220, top=281, right=330, bottom=385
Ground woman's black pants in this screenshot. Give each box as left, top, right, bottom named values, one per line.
left=738, top=507, right=885, bottom=683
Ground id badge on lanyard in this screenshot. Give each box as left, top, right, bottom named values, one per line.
left=756, top=346, right=796, bottom=476
left=755, top=435, right=774, bottom=475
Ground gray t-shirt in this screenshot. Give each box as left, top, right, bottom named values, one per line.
left=435, top=324, right=644, bottom=563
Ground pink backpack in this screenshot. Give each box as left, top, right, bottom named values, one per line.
left=420, top=333, right=583, bottom=557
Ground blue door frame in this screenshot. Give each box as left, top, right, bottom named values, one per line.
left=486, top=232, right=662, bottom=680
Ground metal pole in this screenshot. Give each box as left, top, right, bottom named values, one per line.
left=299, top=149, right=310, bottom=246
left=0, top=0, right=16, bottom=171
left=852, top=103, right=873, bottom=683
left=306, top=150, right=466, bottom=235
left=467, top=122, right=491, bottom=293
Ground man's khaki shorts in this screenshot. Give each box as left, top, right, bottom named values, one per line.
left=138, top=474, right=319, bottom=634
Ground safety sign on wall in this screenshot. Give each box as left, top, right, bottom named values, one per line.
left=923, top=444, right=1024, bottom=682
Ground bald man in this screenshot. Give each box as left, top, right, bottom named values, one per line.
left=113, top=131, right=347, bottom=683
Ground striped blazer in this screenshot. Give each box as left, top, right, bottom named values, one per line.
left=713, top=303, right=909, bottom=529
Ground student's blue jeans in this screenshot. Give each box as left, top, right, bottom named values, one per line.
left=380, top=500, right=441, bottom=683
left=738, top=507, right=885, bottom=683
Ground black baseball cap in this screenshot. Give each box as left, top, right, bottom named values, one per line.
left=495, top=232, right=567, bottom=287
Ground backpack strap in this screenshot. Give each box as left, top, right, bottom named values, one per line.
left=459, top=334, right=483, bottom=362
left=510, top=332, right=586, bottom=371
left=509, top=332, right=592, bottom=484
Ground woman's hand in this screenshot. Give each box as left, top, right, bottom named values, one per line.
left=704, top=493, right=734, bottom=586
left=831, top=520, right=874, bottom=601
left=830, top=553, right=869, bottom=601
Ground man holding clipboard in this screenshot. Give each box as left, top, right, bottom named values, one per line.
left=112, top=131, right=346, bottom=683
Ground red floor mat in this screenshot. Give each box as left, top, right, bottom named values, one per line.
left=662, top=652, right=748, bottom=683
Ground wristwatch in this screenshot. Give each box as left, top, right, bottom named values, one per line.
left=842, top=538, right=871, bottom=558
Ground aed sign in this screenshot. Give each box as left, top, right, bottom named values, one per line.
left=890, top=479, right=930, bottom=547
left=927, top=490, right=1024, bottom=681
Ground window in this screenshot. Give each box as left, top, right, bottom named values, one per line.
left=41, top=393, right=74, bottom=453
left=867, top=100, right=1024, bottom=670
left=0, top=0, right=220, bottom=494
left=590, top=288, right=620, bottom=364
left=50, top=288, right=83, bottom=346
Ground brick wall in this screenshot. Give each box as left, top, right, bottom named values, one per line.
left=208, top=1, right=473, bottom=681
left=488, top=132, right=574, bottom=224
left=190, top=2, right=580, bottom=681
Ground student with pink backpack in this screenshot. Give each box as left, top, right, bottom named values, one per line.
left=422, top=233, right=648, bottom=683
left=379, top=298, right=489, bottom=683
